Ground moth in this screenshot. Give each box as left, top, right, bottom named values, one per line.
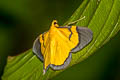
left=33, top=19, right=93, bottom=74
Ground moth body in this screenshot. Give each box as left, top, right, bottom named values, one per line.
left=33, top=20, right=93, bottom=74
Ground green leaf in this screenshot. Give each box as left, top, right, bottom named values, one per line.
left=2, top=0, right=120, bottom=80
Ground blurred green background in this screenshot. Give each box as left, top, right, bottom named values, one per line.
left=0, top=0, right=120, bottom=80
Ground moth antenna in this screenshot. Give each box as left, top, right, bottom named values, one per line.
left=66, top=16, right=85, bottom=26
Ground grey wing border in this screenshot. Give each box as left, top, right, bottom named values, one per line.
left=50, top=53, right=72, bottom=70
left=32, top=36, right=44, bottom=62
left=71, top=27, right=93, bottom=53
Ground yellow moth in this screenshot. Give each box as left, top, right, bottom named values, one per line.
left=33, top=19, right=93, bottom=74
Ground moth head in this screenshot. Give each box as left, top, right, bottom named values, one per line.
left=51, top=20, right=59, bottom=27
